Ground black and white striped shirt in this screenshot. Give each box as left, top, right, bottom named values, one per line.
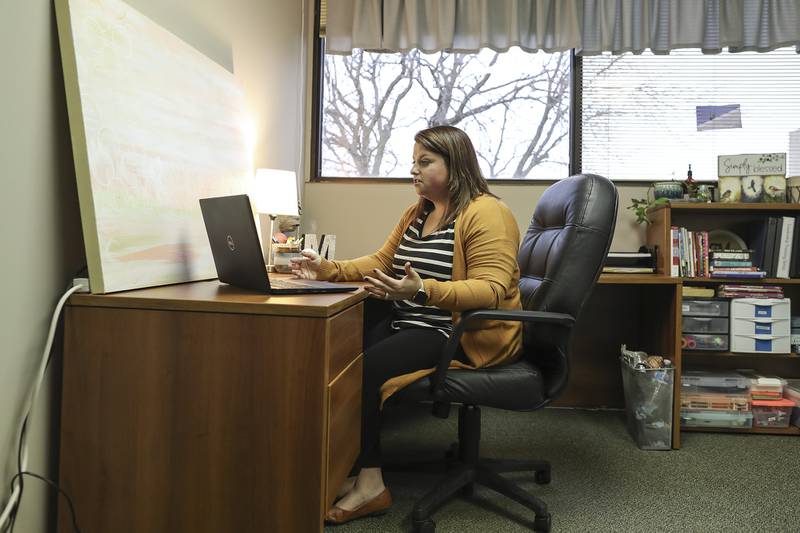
left=391, top=212, right=455, bottom=337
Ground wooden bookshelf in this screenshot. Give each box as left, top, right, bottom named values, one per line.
left=598, top=274, right=680, bottom=285
left=645, top=202, right=800, bottom=438
left=682, top=277, right=800, bottom=285
left=652, top=202, right=799, bottom=212
left=682, top=425, right=800, bottom=436
left=683, top=350, right=798, bottom=358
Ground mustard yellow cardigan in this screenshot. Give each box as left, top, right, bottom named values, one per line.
left=316, top=195, right=523, bottom=404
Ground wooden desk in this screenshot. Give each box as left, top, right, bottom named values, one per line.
left=59, top=281, right=368, bottom=532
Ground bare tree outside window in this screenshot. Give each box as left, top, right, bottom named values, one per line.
left=321, top=47, right=571, bottom=179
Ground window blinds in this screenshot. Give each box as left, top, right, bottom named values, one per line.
left=580, top=47, right=800, bottom=182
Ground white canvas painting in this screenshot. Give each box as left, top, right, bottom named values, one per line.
left=56, top=0, right=252, bottom=293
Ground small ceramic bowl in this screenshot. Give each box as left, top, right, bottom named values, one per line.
left=653, top=181, right=684, bottom=200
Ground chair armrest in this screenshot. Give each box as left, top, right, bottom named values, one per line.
left=429, top=309, right=575, bottom=415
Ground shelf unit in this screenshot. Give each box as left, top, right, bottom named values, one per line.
left=646, top=202, right=800, bottom=436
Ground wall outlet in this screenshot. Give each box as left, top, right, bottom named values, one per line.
left=72, top=278, right=90, bottom=293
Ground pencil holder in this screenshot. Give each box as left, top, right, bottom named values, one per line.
left=272, top=243, right=302, bottom=273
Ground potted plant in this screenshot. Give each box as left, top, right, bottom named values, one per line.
left=627, top=197, right=670, bottom=225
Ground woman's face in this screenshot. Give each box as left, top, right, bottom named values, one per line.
left=411, top=143, right=449, bottom=203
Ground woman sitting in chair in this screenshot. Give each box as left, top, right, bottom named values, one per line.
left=290, top=125, right=523, bottom=525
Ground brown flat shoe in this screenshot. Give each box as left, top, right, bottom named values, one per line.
left=325, top=488, right=392, bottom=525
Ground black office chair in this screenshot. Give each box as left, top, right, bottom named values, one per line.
left=389, top=174, right=618, bottom=532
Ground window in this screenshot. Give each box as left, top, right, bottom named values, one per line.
left=581, top=47, right=800, bottom=181
left=315, top=42, right=800, bottom=182
left=317, top=47, right=572, bottom=180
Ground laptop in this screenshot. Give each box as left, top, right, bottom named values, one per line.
left=199, top=194, right=358, bottom=294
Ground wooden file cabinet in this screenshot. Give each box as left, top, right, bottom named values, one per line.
left=58, top=281, right=367, bottom=532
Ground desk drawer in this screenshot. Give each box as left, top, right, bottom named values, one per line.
left=328, top=302, right=363, bottom=380
left=325, top=354, right=362, bottom=512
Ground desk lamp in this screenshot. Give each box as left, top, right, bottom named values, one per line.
left=252, top=168, right=300, bottom=271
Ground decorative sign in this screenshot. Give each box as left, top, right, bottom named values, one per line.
left=717, top=153, right=786, bottom=177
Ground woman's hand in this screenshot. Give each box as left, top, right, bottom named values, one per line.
left=289, top=249, right=323, bottom=280
left=364, top=262, right=423, bottom=301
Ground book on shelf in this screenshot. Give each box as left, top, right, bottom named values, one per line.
left=710, top=270, right=766, bottom=278
left=716, top=284, right=785, bottom=298
left=602, top=247, right=656, bottom=274
left=791, top=217, right=800, bottom=278
left=602, top=266, right=656, bottom=273
left=711, top=260, right=753, bottom=267
left=710, top=251, right=752, bottom=260
left=776, top=216, right=795, bottom=278
left=682, top=286, right=715, bottom=297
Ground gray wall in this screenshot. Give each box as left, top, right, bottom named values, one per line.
left=1, top=2, right=84, bottom=531
left=302, top=182, right=650, bottom=260
left=0, top=1, right=303, bottom=530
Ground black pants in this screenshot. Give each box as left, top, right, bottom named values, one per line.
left=355, top=300, right=466, bottom=469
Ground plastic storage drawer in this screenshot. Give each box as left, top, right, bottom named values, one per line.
left=680, top=410, right=753, bottom=428
left=731, top=317, right=790, bottom=337
left=682, top=333, right=728, bottom=351
left=730, top=298, right=791, bottom=320
left=751, top=399, right=795, bottom=428
left=682, top=317, right=729, bottom=334
left=682, top=299, right=729, bottom=317
left=730, top=333, right=791, bottom=354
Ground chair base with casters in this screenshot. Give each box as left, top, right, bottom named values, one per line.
left=400, top=403, right=553, bottom=533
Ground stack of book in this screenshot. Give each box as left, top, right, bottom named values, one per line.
left=709, top=250, right=766, bottom=279
left=716, top=284, right=785, bottom=299
left=602, top=247, right=656, bottom=274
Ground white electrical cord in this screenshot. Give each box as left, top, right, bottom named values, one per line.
left=0, top=284, right=83, bottom=531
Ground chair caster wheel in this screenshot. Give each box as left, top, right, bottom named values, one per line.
left=414, top=518, right=435, bottom=533
left=535, top=468, right=551, bottom=485
left=533, top=513, right=551, bottom=532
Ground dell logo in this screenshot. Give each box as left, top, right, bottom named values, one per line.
left=226, top=235, right=236, bottom=251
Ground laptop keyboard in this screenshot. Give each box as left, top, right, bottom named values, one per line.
left=270, top=278, right=313, bottom=289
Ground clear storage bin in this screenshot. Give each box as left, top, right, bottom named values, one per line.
left=739, top=372, right=786, bottom=399
left=680, top=410, right=753, bottom=428
left=752, top=399, right=795, bottom=428
left=682, top=317, right=729, bottom=334
left=682, top=333, right=728, bottom=351
left=785, top=381, right=800, bottom=428
left=680, top=392, right=750, bottom=411
left=682, top=299, right=729, bottom=317
left=681, top=370, right=750, bottom=392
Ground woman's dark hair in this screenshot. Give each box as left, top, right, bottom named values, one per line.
left=413, top=125, right=496, bottom=227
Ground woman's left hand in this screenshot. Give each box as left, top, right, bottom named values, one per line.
left=364, top=262, right=422, bottom=301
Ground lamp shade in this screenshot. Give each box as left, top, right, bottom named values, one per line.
left=252, top=168, right=300, bottom=216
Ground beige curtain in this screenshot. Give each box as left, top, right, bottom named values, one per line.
left=325, top=0, right=800, bottom=55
